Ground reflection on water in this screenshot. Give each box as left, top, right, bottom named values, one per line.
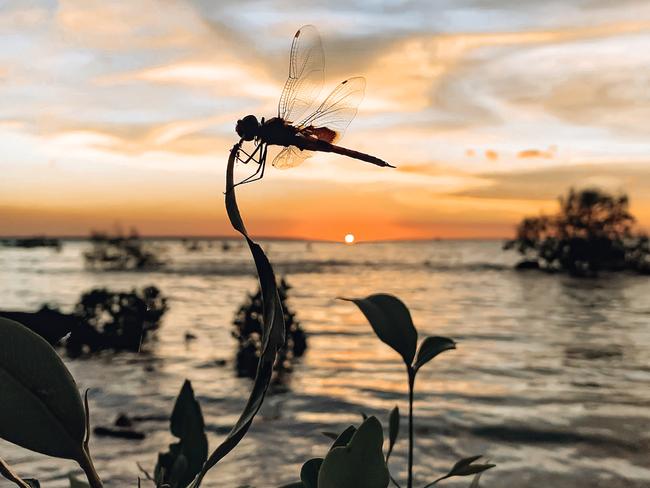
left=1, top=240, right=649, bottom=487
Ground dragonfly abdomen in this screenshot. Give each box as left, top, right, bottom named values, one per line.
left=291, top=137, right=394, bottom=168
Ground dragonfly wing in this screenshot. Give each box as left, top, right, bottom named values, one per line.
left=272, top=146, right=314, bottom=170
left=297, top=77, right=366, bottom=143
left=277, top=25, right=325, bottom=124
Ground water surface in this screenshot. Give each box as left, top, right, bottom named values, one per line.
left=1, top=240, right=649, bottom=487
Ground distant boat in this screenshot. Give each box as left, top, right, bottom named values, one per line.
left=0, top=236, right=61, bottom=250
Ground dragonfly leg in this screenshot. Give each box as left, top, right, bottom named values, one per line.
left=234, top=144, right=267, bottom=187
left=236, top=143, right=262, bottom=165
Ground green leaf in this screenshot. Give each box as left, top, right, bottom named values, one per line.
left=0, top=317, right=86, bottom=460
left=156, top=380, right=208, bottom=488
left=329, top=426, right=356, bottom=450
left=318, top=416, right=389, bottom=488
left=190, top=142, right=285, bottom=487
left=300, top=458, right=323, bottom=488
left=424, top=455, right=495, bottom=487
left=342, top=294, right=418, bottom=366
left=386, top=406, right=399, bottom=461
left=413, top=336, right=456, bottom=371
left=469, top=469, right=486, bottom=488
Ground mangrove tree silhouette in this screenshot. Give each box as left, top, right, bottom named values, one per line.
left=504, top=187, right=650, bottom=276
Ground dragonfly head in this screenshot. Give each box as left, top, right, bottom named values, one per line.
left=236, top=115, right=260, bottom=141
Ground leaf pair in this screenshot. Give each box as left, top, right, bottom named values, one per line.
left=0, top=316, right=100, bottom=487
left=341, top=294, right=455, bottom=373
left=283, top=417, right=390, bottom=488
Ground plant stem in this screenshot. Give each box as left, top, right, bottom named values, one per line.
left=407, top=367, right=415, bottom=488
left=0, top=456, right=31, bottom=488
left=78, top=448, right=103, bottom=488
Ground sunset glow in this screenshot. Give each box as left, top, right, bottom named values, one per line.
left=2, top=1, right=650, bottom=239
left=344, top=233, right=355, bottom=244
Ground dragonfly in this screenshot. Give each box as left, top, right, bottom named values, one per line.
left=233, top=25, right=394, bottom=186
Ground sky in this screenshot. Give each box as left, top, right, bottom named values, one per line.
left=2, top=0, right=650, bottom=241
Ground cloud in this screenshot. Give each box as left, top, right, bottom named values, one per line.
left=397, top=164, right=457, bottom=177
left=4, top=0, right=650, bottom=238
left=517, top=149, right=554, bottom=159
left=55, top=0, right=209, bottom=51
left=455, top=162, right=650, bottom=203
left=98, top=60, right=279, bottom=102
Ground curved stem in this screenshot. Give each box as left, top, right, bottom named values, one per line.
left=78, top=448, right=103, bottom=488
left=0, top=457, right=31, bottom=488
left=407, top=367, right=415, bottom=488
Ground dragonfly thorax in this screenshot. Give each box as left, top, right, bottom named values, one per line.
left=235, top=115, right=261, bottom=141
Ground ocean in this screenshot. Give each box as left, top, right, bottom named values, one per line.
left=1, top=239, right=649, bottom=487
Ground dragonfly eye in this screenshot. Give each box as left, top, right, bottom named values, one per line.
left=235, top=115, right=259, bottom=141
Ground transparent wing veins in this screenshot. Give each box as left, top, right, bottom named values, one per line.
left=296, top=77, right=366, bottom=143
left=277, top=25, right=325, bottom=124
left=272, top=145, right=314, bottom=169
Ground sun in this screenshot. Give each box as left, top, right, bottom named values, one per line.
left=344, top=233, right=355, bottom=244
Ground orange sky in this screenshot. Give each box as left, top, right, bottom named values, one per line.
left=2, top=1, right=650, bottom=241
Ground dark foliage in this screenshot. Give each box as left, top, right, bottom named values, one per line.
left=0, top=287, right=168, bottom=355
left=232, top=278, right=307, bottom=384
left=65, top=286, right=168, bottom=356
left=84, top=229, right=162, bottom=270
left=155, top=380, right=208, bottom=488
left=0, top=305, right=75, bottom=345
left=504, top=187, right=650, bottom=276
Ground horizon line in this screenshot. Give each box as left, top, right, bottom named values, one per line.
left=0, top=233, right=510, bottom=243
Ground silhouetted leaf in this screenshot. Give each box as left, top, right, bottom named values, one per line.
left=190, top=143, right=285, bottom=487
left=155, top=380, right=208, bottom=488
left=318, top=416, right=389, bottom=488
left=277, top=483, right=304, bottom=488
left=424, top=455, right=495, bottom=487
left=0, top=317, right=87, bottom=461
left=469, top=469, right=486, bottom=488
left=413, top=336, right=456, bottom=371
left=342, top=294, right=417, bottom=365
left=321, top=431, right=339, bottom=440
left=329, top=426, right=357, bottom=450
left=386, top=406, right=399, bottom=460
left=300, top=458, right=323, bottom=488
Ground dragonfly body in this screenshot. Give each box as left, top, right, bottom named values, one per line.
left=289, top=133, right=393, bottom=168
left=236, top=115, right=393, bottom=168
left=232, top=25, right=393, bottom=185
left=260, top=117, right=299, bottom=147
